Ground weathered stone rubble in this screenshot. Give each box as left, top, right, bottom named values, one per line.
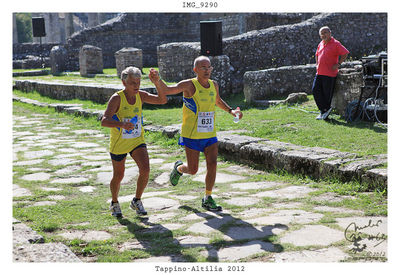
left=13, top=219, right=81, bottom=262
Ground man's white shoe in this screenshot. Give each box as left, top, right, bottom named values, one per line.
left=316, top=113, right=323, bottom=120
left=322, top=107, right=333, bottom=120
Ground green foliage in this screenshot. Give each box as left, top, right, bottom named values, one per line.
left=15, top=13, right=32, bottom=43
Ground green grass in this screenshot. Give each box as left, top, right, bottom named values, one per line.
left=13, top=67, right=176, bottom=87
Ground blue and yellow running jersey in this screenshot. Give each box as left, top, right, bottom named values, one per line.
left=181, top=78, right=217, bottom=139
left=109, top=90, right=144, bottom=154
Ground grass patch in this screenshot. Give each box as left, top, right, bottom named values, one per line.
left=13, top=67, right=176, bottom=87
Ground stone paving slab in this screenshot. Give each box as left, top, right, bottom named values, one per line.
left=13, top=222, right=44, bottom=244
left=244, top=210, right=324, bottom=225
left=177, top=236, right=211, bottom=248
left=58, top=230, right=112, bottom=241
left=96, top=166, right=139, bottom=184
left=24, top=150, right=54, bottom=159
left=280, top=225, right=344, bottom=246
left=251, top=185, right=314, bottom=199
left=273, top=247, right=348, bottom=262
left=31, top=201, right=57, bottom=207
left=216, top=240, right=276, bottom=262
left=21, top=172, right=51, bottom=181
left=141, top=197, right=180, bottom=211
left=223, top=224, right=287, bottom=241
left=13, top=184, right=32, bottom=197
left=13, top=243, right=82, bottom=262
left=186, top=216, right=235, bottom=235
left=193, top=172, right=247, bottom=184
left=133, top=255, right=185, bottom=262
left=230, top=181, right=284, bottom=190
left=79, top=186, right=96, bottom=193
left=223, top=197, right=261, bottom=206
left=50, top=177, right=89, bottom=184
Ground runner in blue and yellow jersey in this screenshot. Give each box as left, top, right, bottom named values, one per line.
left=151, top=56, right=243, bottom=211
left=101, top=66, right=166, bottom=217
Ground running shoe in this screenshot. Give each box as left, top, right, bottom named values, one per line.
left=322, top=107, right=333, bottom=120
left=110, top=201, right=122, bottom=218
left=201, top=196, right=222, bottom=212
left=316, top=113, right=323, bottom=120
left=170, top=160, right=183, bottom=186
left=130, top=198, right=147, bottom=215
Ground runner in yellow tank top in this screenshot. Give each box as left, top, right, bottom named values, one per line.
left=181, top=78, right=217, bottom=139
left=151, top=56, right=243, bottom=211
left=101, top=66, right=166, bottom=217
left=109, top=90, right=144, bottom=155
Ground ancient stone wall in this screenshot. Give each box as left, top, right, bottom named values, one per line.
left=243, top=64, right=316, bottom=103
left=64, top=13, right=198, bottom=70
left=158, top=13, right=386, bottom=94
left=62, top=13, right=314, bottom=71
left=243, top=61, right=364, bottom=116
left=13, top=43, right=58, bottom=60
left=223, top=13, right=387, bottom=90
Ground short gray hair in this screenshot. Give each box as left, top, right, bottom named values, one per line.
left=193, top=56, right=210, bottom=68
left=121, top=66, right=142, bottom=80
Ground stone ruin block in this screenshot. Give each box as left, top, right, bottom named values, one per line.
left=157, top=42, right=232, bottom=95
left=115, top=47, right=143, bottom=78
left=243, top=64, right=316, bottom=104
left=208, top=55, right=232, bottom=97
left=50, top=45, right=68, bottom=75
left=243, top=61, right=364, bottom=113
left=79, top=45, right=103, bottom=76
left=331, top=66, right=363, bottom=117
left=158, top=42, right=200, bottom=82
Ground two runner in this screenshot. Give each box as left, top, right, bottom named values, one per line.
left=102, top=57, right=242, bottom=216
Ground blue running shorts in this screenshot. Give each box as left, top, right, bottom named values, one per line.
left=178, top=137, right=218, bottom=152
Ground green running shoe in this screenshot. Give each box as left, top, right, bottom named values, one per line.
left=201, top=196, right=222, bottom=212
left=170, top=160, right=183, bottom=186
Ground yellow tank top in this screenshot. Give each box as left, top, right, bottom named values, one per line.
left=181, top=78, right=217, bottom=139
left=109, top=90, right=145, bottom=154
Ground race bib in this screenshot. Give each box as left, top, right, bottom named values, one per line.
left=122, top=116, right=141, bottom=139
left=197, top=111, right=214, bottom=133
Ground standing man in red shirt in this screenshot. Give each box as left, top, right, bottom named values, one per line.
left=312, top=26, right=349, bottom=120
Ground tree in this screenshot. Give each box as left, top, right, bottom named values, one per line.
left=15, top=13, right=32, bottom=43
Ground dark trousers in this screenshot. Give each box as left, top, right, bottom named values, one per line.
left=312, top=75, right=336, bottom=113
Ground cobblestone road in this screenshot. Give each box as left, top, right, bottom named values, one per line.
left=12, top=109, right=387, bottom=263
